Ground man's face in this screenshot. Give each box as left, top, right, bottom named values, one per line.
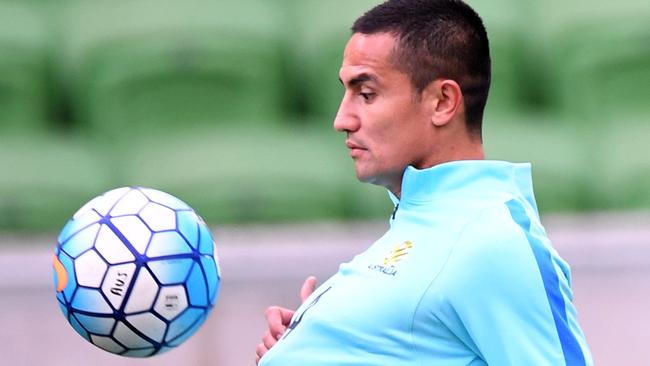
left=334, top=32, right=434, bottom=192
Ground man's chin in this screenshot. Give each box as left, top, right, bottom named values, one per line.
left=355, top=166, right=404, bottom=194
left=355, top=169, right=381, bottom=186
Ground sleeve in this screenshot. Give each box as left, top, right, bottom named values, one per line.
left=431, top=204, right=592, bottom=366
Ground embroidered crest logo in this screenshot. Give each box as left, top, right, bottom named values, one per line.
left=384, top=240, right=413, bottom=265
left=369, top=240, right=413, bottom=276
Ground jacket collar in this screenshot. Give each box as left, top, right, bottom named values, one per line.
left=389, top=160, right=537, bottom=212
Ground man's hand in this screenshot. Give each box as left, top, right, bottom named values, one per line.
left=255, top=276, right=317, bottom=364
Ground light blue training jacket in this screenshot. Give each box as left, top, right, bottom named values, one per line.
left=260, top=160, right=593, bottom=366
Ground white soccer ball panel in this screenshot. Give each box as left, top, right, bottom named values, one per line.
left=140, top=188, right=190, bottom=210
left=110, top=216, right=152, bottom=255
left=113, top=321, right=153, bottom=348
left=90, top=335, right=125, bottom=354
left=110, top=189, right=149, bottom=217
left=95, top=225, right=135, bottom=264
left=154, top=285, right=188, bottom=321
left=72, top=187, right=129, bottom=219
left=73, top=195, right=103, bottom=219
left=89, top=187, right=130, bottom=217
left=61, top=223, right=100, bottom=258
left=74, top=250, right=107, bottom=288
left=139, top=203, right=176, bottom=232
left=214, top=250, right=222, bottom=279
left=126, top=313, right=167, bottom=342
left=124, top=268, right=158, bottom=314
left=146, top=232, right=192, bottom=258
left=102, top=263, right=137, bottom=310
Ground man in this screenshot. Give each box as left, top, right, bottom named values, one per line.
left=256, top=0, right=593, bottom=364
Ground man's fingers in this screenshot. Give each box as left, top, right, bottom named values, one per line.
left=255, top=342, right=267, bottom=364
left=262, top=330, right=278, bottom=349
left=265, top=306, right=294, bottom=338
left=300, top=276, right=317, bottom=302
left=259, top=280, right=313, bottom=363
left=256, top=331, right=278, bottom=364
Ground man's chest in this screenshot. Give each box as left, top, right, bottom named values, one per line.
left=285, top=226, right=456, bottom=347
left=260, top=218, right=484, bottom=366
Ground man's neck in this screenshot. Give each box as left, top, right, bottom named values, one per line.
left=389, top=145, right=485, bottom=199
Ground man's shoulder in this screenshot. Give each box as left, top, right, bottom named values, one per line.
left=432, top=198, right=551, bottom=297
left=450, top=198, right=543, bottom=262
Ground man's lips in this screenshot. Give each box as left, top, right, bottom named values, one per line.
left=345, top=140, right=367, bottom=158
left=346, top=140, right=366, bottom=150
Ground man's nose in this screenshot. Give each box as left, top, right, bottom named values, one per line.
left=333, top=94, right=359, bottom=132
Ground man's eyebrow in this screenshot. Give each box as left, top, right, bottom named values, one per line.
left=338, top=73, right=378, bottom=88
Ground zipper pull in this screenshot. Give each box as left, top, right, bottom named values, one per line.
left=391, top=203, right=399, bottom=220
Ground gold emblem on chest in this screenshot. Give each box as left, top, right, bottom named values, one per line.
left=383, top=240, right=414, bottom=265
left=368, top=240, right=414, bottom=276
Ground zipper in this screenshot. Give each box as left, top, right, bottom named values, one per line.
left=391, top=203, right=399, bottom=220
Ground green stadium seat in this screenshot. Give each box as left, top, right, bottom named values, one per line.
left=118, top=124, right=391, bottom=224
left=547, top=18, right=649, bottom=124
left=528, top=0, right=650, bottom=122
left=527, top=1, right=650, bottom=211
left=57, top=0, right=289, bottom=138
left=4, top=0, right=648, bottom=233
left=483, top=115, right=599, bottom=212
left=0, top=2, right=49, bottom=132
left=287, top=0, right=539, bottom=122
left=468, top=0, right=538, bottom=117
left=486, top=114, right=650, bottom=212
left=593, top=121, right=650, bottom=210
left=0, top=133, right=113, bottom=231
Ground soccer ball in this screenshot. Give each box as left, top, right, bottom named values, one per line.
left=52, top=187, right=221, bottom=357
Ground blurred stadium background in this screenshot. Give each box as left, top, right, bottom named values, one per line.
left=0, top=0, right=648, bottom=364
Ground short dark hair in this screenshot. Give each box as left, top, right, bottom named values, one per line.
left=352, top=0, right=491, bottom=136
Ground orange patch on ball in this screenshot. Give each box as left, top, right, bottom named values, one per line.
left=52, top=255, right=68, bottom=293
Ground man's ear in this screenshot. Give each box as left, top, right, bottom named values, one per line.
left=429, top=79, right=463, bottom=127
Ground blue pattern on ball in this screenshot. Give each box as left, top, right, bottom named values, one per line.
left=165, top=308, right=205, bottom=343
left=70, top=314, right=90, bottom=341
left=148, top=258, right=194, bottom=285
left=74, top=313, right=116, bottom=335
left=63, top=224, right=100, bottom=258
left=198, top=223, right=214, bottom=256
left=72, top=288, right=112, bottom=314
left=186, top=263, right=208, bottom=307
left=168, top=313, right=207, bottom=347
left=177, top=211, right=200, bottom=249
left=201, top=256, right=220, bottom=304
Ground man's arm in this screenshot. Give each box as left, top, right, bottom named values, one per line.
left=255, top=276, right=317, bottom=364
